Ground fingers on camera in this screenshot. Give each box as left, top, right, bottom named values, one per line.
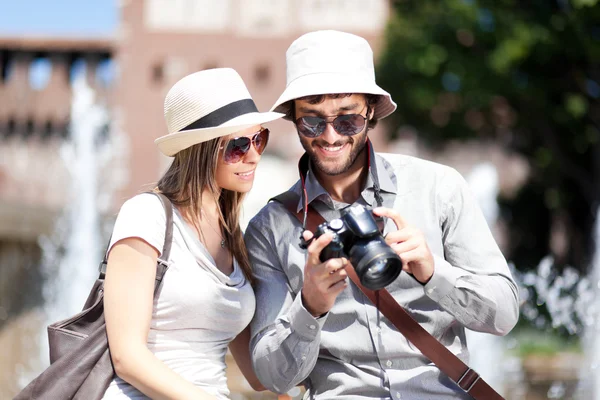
left=302, top=230, right=314, bottom=241
left=326, top=258, right=347, bottom=274
left=308, top=232, right=333, bottom=254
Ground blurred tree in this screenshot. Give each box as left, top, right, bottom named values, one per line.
left=377, top=0, right=600, bottom=273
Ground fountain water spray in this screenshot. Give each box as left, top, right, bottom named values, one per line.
left=465, top=162, right=507, bottom=395
left=33, top=76, right=110, bottom=377
left=576, top=207, right=600, bottom=399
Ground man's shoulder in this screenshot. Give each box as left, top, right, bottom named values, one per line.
left=247, top=181, right=302, bottom=232
left=376, top=152, right=458, bottom=179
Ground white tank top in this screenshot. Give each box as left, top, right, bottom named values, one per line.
left=102, top=193, right=255, bottom=399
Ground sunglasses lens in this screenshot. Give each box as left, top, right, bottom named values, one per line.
left=296, top=114, right=366, bottom=137
left=223, top=137, right=251, bottom=164
left=297, top=117, right=325, bottom=138
left=222, top=128, right=269, bottom=163
left=333, top=114, right=366, bottom=136
left=254, top=128, right=269, bottom=155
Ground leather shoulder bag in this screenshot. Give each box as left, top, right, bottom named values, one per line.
left=15, top=192, right=173, bottom=400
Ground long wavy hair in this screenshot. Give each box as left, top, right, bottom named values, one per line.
left=155, top=136, right=254, bottom=285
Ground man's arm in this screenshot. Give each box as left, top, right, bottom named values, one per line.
left=245, top=218, right=326, bottom=394
left=426, top=166, right=520, bottom=335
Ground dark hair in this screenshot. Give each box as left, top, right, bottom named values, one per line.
left=284, top=93, right=380, bottom=129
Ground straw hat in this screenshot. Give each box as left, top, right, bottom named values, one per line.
left=271, top=30, right=397, bottom=120
left=156, top=68, right=283, bottom=156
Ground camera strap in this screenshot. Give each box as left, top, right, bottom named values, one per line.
left=272, top=193, right=504, bottom=400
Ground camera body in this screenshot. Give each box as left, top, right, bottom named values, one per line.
left=312, top=204, right=402, bottom=290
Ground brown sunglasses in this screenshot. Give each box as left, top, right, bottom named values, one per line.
left=221, top=128, right=269, bottom=164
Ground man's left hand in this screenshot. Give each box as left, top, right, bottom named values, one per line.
left=373, top=207, right=435, bottom=284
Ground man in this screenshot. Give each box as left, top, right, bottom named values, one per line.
left=244, top=30, right=519, bottom=399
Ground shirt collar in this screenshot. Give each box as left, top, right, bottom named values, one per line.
left=296, top=144, right=397, bottom=213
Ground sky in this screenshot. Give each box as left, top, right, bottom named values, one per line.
left=0, top=0, right=117, bottom=37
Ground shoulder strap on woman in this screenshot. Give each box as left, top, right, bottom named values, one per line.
left=98, top=192, right=173, bottom=286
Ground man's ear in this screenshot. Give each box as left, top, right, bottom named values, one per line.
left=368, top=104, right=375, bottom=120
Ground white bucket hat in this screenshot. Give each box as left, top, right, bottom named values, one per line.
left=156, top=68, right=283, bottom=156
left=271, top=30, right=397, bottom=120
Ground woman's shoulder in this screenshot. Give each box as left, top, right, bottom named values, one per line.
left=109, top=192, right=171, bottom=255
left=121, top=192, right=165, bottom=211
left=117, top=192, right=171, bottom=222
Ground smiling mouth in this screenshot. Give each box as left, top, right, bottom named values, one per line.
left=316, top=143, right=348, bottom=155
left=235, top=170, right=255, bottom=176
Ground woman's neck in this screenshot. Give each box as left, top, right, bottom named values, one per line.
left=198, top=190, right=220, bottom=218
left=177, top=189, right=220, bottom=221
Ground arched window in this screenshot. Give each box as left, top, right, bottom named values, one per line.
left=151, top=61, right=164, bottom=84
left=59, top=119, right=70, bottom=140
left=42, top=120, right=54, bottom=140
left=96, top=58, right=116, bottom=87
left=69, top=57, right=87, bottom=85
left=25, top=118, right=35, bottom=138
left=7, top=118, right=18, bottom=138
left=1, top=52, right=15, bottom=83
left=254, top=64, right=271, bottom=85
left=29, top=56, right=53, bottom=90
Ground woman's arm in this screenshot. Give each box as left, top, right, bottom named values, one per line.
left=104, top=237, right=217, bottom=400
left=228, top=326, right=265, bottom=391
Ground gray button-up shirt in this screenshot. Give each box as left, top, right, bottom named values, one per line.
left=244, top=153, right=519, bottom=399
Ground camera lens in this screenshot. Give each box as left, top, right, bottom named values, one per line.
left=366, top=259, right=389, bottom=278
left=349, top=239, right=402, bottom=290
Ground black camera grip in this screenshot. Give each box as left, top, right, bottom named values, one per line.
left=299, top=235, right=313, bottom=250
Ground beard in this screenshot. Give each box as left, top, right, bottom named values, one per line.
left=300, top=130, right=369, bottom=176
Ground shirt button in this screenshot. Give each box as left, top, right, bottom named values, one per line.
left=386, top=360, right=393, bottom=367
left=308, top=324, right=316, bottom=330
left=376, top=327, right=382, bottom=334
left=396, top=392, right=402, bottom=399
left=427, top=288, right=434, bottom=294
left=301, top=354, right=307, bottom=361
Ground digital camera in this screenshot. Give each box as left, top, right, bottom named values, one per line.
left=312, top=204, right=402, bottom=290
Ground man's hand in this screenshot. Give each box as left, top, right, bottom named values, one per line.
left=373, top=207, right=435, bottom=284
left=300, top=230, right=348, bottom=317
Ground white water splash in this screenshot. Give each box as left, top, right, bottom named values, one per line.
left=465, top=162, right=507, bottom=395
left=577, top=207, right=600, bottom=399
left=34, top=76, right=115, bottom=376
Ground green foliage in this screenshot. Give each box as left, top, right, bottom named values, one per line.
left=377, top=0, right=600, bottom=272
left=511, top=326, right=581, bottom=357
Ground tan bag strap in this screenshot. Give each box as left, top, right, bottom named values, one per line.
left=272, top=192, right=504, bottom=400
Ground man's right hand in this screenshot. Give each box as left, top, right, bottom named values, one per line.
left=300, top=230, right=349, bottom=317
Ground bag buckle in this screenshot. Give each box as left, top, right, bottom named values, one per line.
left=157, top=257, right=169, bottom=266
left=98, top=261, right=107, bottom=276
left=456, top=368, right=480, bottom=392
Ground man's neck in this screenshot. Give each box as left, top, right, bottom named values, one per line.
left=313, top=148, right=369, bottom=205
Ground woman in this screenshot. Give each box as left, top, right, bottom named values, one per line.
left=102, top=68, right=283, bottom=399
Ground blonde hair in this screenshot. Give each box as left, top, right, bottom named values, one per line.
left=155, top=137, right=253, bottom=285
